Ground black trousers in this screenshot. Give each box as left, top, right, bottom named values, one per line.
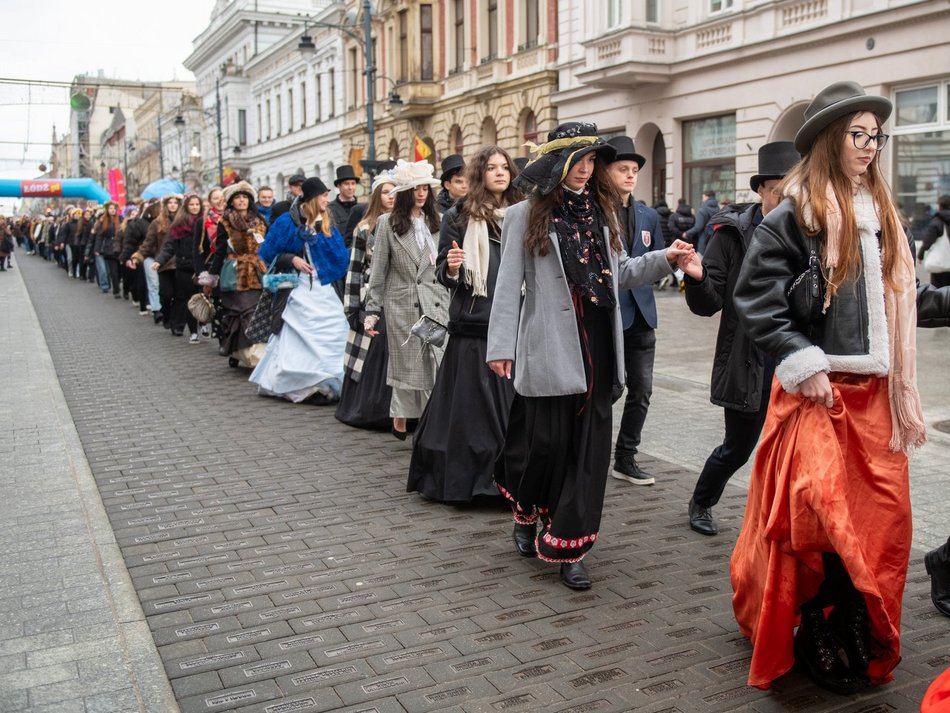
left=103, top=256, right=121, bottom=294
left=614, top=326, right=655, bottom=458
left=158, top=270, right=175, bottom=325
left=170, top=269, right=198, bottom=334
left=691, top=364, right=774, bottom=508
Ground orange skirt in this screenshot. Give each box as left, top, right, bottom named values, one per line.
left=730, top=374, right=910, bottom=689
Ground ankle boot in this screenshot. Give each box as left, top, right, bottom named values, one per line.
left=925, top=545, right=950, bottom=617
left=512, top=522, right=537, bottom=558
left=829, top=596, right=871, bottom=674
left=794, top=609, right=865, bottom=695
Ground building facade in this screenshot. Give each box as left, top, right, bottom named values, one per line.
left=339, top=0, right=559, bottom=175
left=554, top=0, right=950, bottom=217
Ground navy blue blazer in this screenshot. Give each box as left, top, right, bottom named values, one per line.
left=618, top=201, right=665, bottom=330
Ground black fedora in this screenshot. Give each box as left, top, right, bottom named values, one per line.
left=750, top=141, right=799, bottom=192
left=301, top=177, right=329, bottom=203
left=794, top=81, right=892, bottom=154
left=606, top=136, right=645, bottom=168
left=515, top=122, right=616, bottom=196
left=439, top=154, right=465, bottom=184
left=288, top=174, right=306, bottom=186
left=334, top=165, right=358, bottom=186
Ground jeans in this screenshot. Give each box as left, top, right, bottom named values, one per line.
left=95, top=255, right=110, bottom=291
left=143, top=257, right=162, bottom=312
left=690, top=364, right=774, bottom=508
left=614, top=327, right=656, bottom=458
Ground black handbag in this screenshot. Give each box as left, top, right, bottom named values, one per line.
left=786, top=246, right=826, bottom=325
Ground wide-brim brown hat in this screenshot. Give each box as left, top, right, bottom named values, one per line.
left=794, top=81, right=892, bottom=155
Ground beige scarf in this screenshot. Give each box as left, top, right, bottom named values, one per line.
left=786, top=179, right=926, bottom=452
left=462, top=207, right=506, bottom=297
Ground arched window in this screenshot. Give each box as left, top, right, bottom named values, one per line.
left=276, top=172, right=284, bottom=192
left=449, top=124, right=464, bottom=156
left=388, top=138, right=400, bottom=160
left=481, top=116, right=497, bottom=146
left=522, top=110, right=538, bottom=156
left=326, top=162, right=335, bottom=185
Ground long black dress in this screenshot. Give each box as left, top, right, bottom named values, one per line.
left=407, top=203, right=514, bottom=502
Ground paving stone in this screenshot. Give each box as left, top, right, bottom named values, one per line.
left=332, top=666, right=436, bottom=707
left=178, top=679, right=281, bottom=713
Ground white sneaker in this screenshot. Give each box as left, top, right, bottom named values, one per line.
left=189, top=333, right=200, bottom=344
left=200, top=325, right=211, bottom=337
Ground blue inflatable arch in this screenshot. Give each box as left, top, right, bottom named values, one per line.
left=0, top=178, right=111, bottom=203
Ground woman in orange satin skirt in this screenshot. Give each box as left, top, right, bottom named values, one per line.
left=729, top=80, right=950, bottom=694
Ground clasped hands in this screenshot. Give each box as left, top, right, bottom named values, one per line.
left=666, top=239, right=701, bottom=277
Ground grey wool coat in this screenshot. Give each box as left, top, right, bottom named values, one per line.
left=365, top=212, right=451, bottom=391
left=487, top=200, right=674, bottom=397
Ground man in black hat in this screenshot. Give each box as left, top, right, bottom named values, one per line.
left=329, top=165, right=361, bottom=236
left=436, top=154, right=467, bottom=213
left=681, top=140, right=799, bottom=536
left=287, top=174, right=306, bottom=202
left=605, top=135, right=667, bottom=488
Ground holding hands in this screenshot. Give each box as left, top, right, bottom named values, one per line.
left=666, top=239, right=699, bottom=273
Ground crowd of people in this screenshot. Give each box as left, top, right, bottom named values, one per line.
left=3, top=79, right=950, bottom=701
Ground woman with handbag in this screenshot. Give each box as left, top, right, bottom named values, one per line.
left=486, top=123, right=693, bottom=591
left=250, top=177, right=348, bottom=403
left=208, top=182, right=268, bottom=368
left=363, top=160, right=450, bottom=439
left=407, top=146, right=523, bottom=502
left=132, top=195, right=180, bottom=329
left=917, top=194, right=950, bottom=287
left=335, top=172, right=397, bottom=429
left=152, top=194, right=204, bottom=343
left=731, top=81, right=950, bottom=694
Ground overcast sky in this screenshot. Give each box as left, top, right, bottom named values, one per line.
left=0, top=0, right=215, bottom=204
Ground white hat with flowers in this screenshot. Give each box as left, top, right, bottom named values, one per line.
left=388, top=159, right=442, bottom=194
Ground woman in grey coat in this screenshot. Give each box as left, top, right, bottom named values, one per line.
left=487, top=123, right=695, bottom=590
left=364, top=160, right=450, bottom=439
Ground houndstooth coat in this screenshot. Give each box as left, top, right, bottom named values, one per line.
left=365, top=213, right=450, bottom=391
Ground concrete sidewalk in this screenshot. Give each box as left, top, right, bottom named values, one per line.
left=0, top=257, right=178, bottom=712
left=5, top=253, right=949, bottom=712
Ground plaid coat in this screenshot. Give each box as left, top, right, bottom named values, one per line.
left=365, top=213, right=450, bottom=391
left=342, top=226, right=373, bottom=381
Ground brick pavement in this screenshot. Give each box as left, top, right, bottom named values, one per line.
left=10, top=254, right=949, bottom=712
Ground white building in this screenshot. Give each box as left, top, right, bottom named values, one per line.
left=244, top=1, right=346, bottom=198
left=554, top=0, right=949, bottom=225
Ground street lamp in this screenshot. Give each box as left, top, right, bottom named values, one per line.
left=173, top=93, right=224, bottom=188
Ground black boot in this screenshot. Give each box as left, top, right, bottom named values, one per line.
left=794, top=608, right=865, bottom=695
left=828, top=596, right=872, bottom=674
left=512, top=523, right=537, bottom=558
left=925, top=542, right=950, bottom=617
left=559, top=560, right=591, bottom=590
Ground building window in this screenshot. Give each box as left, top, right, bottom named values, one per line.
left=301, top=81, right=307, bottom=127
left=646, top=0, right=659, bottom=23
left=891, top=80, right=950, bottom=237
left=682, top=114, right=736, bottom=208
left=256, top=103, right=262, bottom=143
left=287, top=88, right=294, bottom=132
left=486, top=0, right=498, bottom=60
left=275, top=91, right=282, bottom=135
left=398, top=10, right=408, bottom=82
left=266, top=98, right=271, bottom=139
left=522, top=110, right=538, bottom=156
left=328, top=68, right=336, bottom=117
left=420, top=5, right=433, bottom=81
left=237, top=109, right=246, bottom=146
left=523, top=0, right=539, bottom=49
left=607, top=0, right=622, bottom=28
left=481, top=116, right=497, bottom=146
left=315, top=73, right=322, bottom=122
left=710, top=0, right=733, bottom=12
left=449, top=124, right=464, bottom=156
left=348, top=48, right=359, bottom=109
left=453, top=0, right=465, bottom=71
left=388, top=138, right=400, bottom=160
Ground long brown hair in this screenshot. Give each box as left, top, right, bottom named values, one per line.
left=462, top=146, right=524, bottom=224
left=525, top=154, right=622, bottom=256
left=170, top=195, right=205, bottom=230
left=358, top=181, right=395, bottom=235
left=97, top=206, right=120, bottom=234
left=782, top=111, right=903, bottom=291
left=300, top=198, right=332, bottom=237
left=390, top=185, right=440, bottom=236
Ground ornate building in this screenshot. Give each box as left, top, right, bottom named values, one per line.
left=340, top=0, right=559, bottom=173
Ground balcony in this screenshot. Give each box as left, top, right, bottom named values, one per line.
left=388, top=80, right=440, bottom=119
left=576, top=31, right=671, bottom=89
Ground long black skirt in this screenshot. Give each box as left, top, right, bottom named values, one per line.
left=335, top=315, right=393, bottom=430
left=219, top=289, right=261, bottom=355
left=496, top=302, right=614, bottom=563
left=407, top=334, right=514, bottom=502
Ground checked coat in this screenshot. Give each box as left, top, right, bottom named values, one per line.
left=365, top=213, right=450, bottom=391
left=342, top=225, right=374, bottom=380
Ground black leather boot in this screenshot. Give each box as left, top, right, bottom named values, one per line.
left=829, top=596, right=872, bottom=674
left=925, top=542, right=950, bottom=617
left=794, top=608, right=865, bottom=695
left=559, top=560, right=591, bottom=590
left=512, top=523, right=537, bottom=558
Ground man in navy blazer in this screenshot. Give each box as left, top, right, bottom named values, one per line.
left=606, top=136, right=665, bottom=486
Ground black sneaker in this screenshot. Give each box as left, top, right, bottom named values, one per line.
left=611, top=456, right=655, bottom=486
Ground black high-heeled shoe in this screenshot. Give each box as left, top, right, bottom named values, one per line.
left=829, top=597, right=872, bottom=674
left=794, top=609, right=865, bottom=695
left=391, top=426, right=408, bottom=441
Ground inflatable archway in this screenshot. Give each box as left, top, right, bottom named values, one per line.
left=0, top=178, right=111, bottom=203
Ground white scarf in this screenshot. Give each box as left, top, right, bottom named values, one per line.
left=412, top=215, right=435, bottom=260
left=462, top=207, right=506, bottom=297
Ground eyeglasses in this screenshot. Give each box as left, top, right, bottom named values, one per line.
left=846, top=131, right=889, bottom=150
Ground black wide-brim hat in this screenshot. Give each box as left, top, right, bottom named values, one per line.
left=749, top=141, right=800, bottom=192
left=439, top=154, right=465, bottom=183
left=606, top=136, right=645, bottom=168
left=334, top=165, right=358, bottom=186
left=794, top=81, right=892, bottom=155
left=301, top=177, right=330, bottom=203
left=514, top=122, right=616, bottom=196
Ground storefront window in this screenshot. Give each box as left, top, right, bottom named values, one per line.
left=682, top=115, right=735, bottom=208
left=896, top=86, right=938, bottom=127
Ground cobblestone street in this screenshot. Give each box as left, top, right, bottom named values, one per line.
left=3, top=255, right=948, bottom=712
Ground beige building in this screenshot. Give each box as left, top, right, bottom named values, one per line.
left=340, top=0, right=559, bottom=174
left=554, top=0, right=950, bottom=222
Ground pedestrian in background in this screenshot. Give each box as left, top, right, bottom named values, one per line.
left=133, top=195, right=180, bottom=330
left=153, top=194, right=204, bottom=342
left=683, top=189, right=719, bottom=254
left=917, top=194, right=950, bottom=287
left=92, top=202, right=121, bottom=297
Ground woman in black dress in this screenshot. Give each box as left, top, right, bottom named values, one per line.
left=408, top=146, right=523, bottom=501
